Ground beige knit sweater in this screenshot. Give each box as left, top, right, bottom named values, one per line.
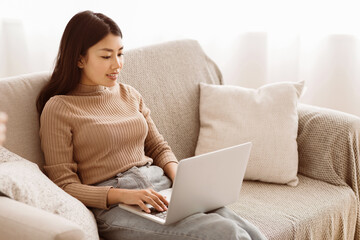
left=40, top=82, right=178, bottom=209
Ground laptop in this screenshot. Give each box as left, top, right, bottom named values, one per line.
left=118, top=142, right=252, bottom=225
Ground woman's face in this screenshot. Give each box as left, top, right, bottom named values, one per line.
left=78, top=33, right=123, bottom=87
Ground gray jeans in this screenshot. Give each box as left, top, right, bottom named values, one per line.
left=91, top=164, right=267, bottom=240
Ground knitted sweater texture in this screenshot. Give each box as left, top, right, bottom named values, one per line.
left=40, top=82, right=178, bottom=209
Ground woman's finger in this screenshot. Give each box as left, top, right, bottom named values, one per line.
left=0, top=113, right=6, bottom=146
left=148, top=189, right=168, bottom=210
left=0, top=134, right=5, bottom=145
left=143, top=195, right=164, bottom=212
left=137, top=200, right=151, bottom=213
left=151, top=189, right=169, bottom=207
left=0, top=112, right=7, bottom=122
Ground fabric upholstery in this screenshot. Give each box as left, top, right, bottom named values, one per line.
left=229, top=174, right=357, bottom=239
left=297, top=103, right=360, bottom=239
left=0, top=72, right=49, bottom=168
left=0, top=147, right=99, bottom=240
left=195, top=81, right=304, bottom=186
left=0, top=196, right=85, bottom=240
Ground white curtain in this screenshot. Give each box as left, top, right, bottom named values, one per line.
left=217, top=32, right=360, bottom=116
left=0, top=0, right=359, bottom=116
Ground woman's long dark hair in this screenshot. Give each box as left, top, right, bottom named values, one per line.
left=36, top=10, right=122, bottom=115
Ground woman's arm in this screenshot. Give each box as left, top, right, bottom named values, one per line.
left=163, top=161, right=178, bottom=183
left=128, top=85, right=179, bottom=170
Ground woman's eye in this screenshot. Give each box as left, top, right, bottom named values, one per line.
left=102, top=56, right=111, bottom=59
left=117, top=53, right=123, bottom=57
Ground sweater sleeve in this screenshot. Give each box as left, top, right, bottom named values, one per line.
left=40, top=97, right=111, bottom=209
left=127, top=86, right=179, bottom=168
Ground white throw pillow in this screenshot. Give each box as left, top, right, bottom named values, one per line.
left=0, top=147, right=99, bottom=240
left=195, top=81, right=304, bottom=186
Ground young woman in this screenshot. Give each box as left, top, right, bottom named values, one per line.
left=37, top=10, right=267, bottom=240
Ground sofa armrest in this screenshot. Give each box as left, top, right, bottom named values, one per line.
left=297, top=104, right=360, bottom=193
left=0, top=196, right=85, bottom=240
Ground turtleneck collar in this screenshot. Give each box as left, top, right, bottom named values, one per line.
left=71, top=83, right=118, bottom=95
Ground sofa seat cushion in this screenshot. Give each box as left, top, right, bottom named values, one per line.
left=228, top=174, right=357, bottom=240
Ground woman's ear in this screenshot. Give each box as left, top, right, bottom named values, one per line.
left=77, top=56, right=85, bottom=69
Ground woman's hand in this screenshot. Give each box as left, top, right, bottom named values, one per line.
left=0, top=112, right=7, bottom=146
left=107, top=188, right=169, bottom=213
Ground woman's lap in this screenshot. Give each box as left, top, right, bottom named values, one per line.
left=91, top=164, right=267, bottom=240
left=93, top=205, right=262, bottom=240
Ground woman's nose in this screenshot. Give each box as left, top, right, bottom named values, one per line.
left=112, top=57, right=123, bottom=70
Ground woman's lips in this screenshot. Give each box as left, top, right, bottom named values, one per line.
left=106, top=74, right=118, bottom=80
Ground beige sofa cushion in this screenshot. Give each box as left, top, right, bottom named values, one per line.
left=229, top=175, right=357, bottom=239
left=0, top=147, right=99, bottom=240
left=0, top=196, right=85, bottom=240
left=195, top=81, right=304, bottom=186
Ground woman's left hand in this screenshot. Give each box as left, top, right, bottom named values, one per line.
left=107, top=188, right=169, bottom=213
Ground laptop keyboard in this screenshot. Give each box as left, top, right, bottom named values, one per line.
left=148, top=207, right=168, bottom=220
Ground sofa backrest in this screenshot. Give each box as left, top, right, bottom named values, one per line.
left=0, top=72, right=50, bottom=168
left=0, top=39, right=222, bottom=168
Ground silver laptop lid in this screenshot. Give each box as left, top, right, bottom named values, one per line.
left=165, top=142, right=252, bottom=224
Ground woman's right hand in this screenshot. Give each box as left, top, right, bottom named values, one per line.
left=107, top=188, right=169, bottom=213
left=0, top=112, right=7, bottom=146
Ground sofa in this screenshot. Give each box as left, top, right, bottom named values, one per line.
left=0, top=39, right=359, bottom=240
